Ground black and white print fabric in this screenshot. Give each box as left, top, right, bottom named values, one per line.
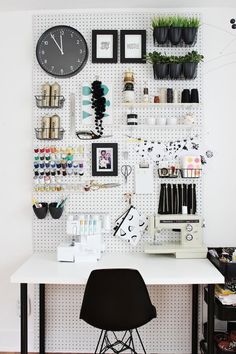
left=113, top=206, right=147, bottom=246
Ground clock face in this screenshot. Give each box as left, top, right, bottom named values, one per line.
left=36, top=25, right=88, bottom=78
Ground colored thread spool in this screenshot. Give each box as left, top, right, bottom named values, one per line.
left=40, top=148, right=45, bottom=153
left=34, top=148, right=39, bottom=153
left=45, top=162, right=50, bottom=168
left=39, top=154, right=44, bottom=161
left=61, top=161, right=67, bottom=169
left=34, top=162, right=39, bottom=168
left=34, top=155, right=39, bottom=161
left=51, top=170, right=56, bottom=176
left=34, top=169, right=39, bottom=176
left=40, top=162, right=45, bottom=168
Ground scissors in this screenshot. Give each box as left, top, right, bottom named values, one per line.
left=121, top=165, right=132, bottom=184
left=76, top=130, right=112, bottom=140
left=84, top=180, right=121, bottom=192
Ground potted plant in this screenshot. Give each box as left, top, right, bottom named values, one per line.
left=146, top=51, right=169, bottom=79
left=152, top=16, right=171, bottom=45
left=168, top=16, right=184, bottom=45
left=182, top=17, right=200, bottom=45
left=182, top=50, right=204, bottom=79
left=169, top=55, right=183, bottom=79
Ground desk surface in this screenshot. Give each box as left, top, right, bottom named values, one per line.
left=10, top=252, right=224, bottom=285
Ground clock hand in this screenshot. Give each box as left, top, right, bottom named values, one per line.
left=60, top=34, right=64, bottom=55
left=50, top=34, right=64, bottom=55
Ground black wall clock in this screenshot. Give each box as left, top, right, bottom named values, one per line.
left=36, top=25, right=88, bottom=78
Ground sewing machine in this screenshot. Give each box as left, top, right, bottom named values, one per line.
left=145, top=214, right=207, bottom=259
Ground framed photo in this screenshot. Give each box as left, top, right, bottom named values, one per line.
left=92, top=143, right=118, bottom=176
left=120, top=30, right=146, bottom=63
left=92, top=30, right=118, bottom=63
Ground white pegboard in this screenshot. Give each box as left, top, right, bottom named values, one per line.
left=32, top=10, right=204, bottom=353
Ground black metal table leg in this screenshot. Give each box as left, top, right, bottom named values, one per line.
left=207, top=284, right=215, bottom=354
left=39, top=284, right=45, bottom=354
left=21, top=283, right=28, bottom=354
left=192, top=284, right=199, bottom=354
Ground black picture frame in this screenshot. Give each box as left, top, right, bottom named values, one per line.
left=120, top=30, right=146, bottom=63
left=92, top=30, right=118, bottom=63
left=92, top=143, right=118, bottom=176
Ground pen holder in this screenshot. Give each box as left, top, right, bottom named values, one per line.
left=33, top=203, right=48, bottom=219
left=49, top=202, right=64, bottom=219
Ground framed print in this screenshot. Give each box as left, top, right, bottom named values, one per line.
left=92, top=143, right=118, bottom=176
left=92, top=30, right=118, bottom=63
left=120, top=30, right=146, bottom=63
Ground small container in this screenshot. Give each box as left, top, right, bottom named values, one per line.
left=156, top=117, right=166, bottom=125
left=154, top=96, right=160, bottom=103
left=33, top=202, right=48, bottom=219
left=49, top=202, right=64, bottom=219
left=143, top=87, right=149, bottom=103
left=127, top=113, right=138, bottom=125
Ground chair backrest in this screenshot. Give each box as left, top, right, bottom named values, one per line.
left=80, top=268, right=156, bottom=331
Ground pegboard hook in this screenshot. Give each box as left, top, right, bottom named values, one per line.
left=124, top=192, right=134, bottom=206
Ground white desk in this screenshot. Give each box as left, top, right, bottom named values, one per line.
left=11, top=252, right=224, bottom=354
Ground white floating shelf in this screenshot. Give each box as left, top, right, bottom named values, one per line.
left=117, top=124, right=196, bottom=129
left=121, top=103, right=201, bottom=109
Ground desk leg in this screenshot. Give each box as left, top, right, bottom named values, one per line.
left=207, top=284, right=215, bottom=354
left=20, top=283, right=28, bottom=354
left=39, top=284, right=45, bottom=354
left=192, top=284, right=199, bottom=354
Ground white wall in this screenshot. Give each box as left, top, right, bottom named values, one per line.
left=0, top=11, right=33, bottom=351
left=0, top=7, right=235, bottom=352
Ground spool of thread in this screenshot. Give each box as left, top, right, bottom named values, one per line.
left=173, top=89, right=179, bottom=103
left=191, top=89, right=199, bottom=103
left=167, top=88, right=173, bottom=103
left=50, top=114, right=60, bottom=139
left=41, top=116, right=50, bottom=139
left=181, top=89, right=191, bottom=103
left=127, top=113, right=138, bottom=125
left=160, top=88, right=167, bottom=103
left=50, top=82, right=61, bottom=107
left=41, top=82, right=51, bottom=107
left=103, top=215, right=111, bottom=231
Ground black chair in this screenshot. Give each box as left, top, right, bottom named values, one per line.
left=80, top=268, right=156, bottom=353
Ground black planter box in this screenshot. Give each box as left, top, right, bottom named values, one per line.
left=182, top=62, right=198, bottom=79
left=168, top=27, right=182, bottom=45
left=204, top=288, right=236, bottom=321
left=33, top=203, right=48, bottom=219
left=169, top=63, right=182, bottom=79
left=153, top=63, right=169, bottom=79
left=49, top=203, right=64, bottom=219
left=152, top=62, right=199, bottom=80
left=208, top=248, right=236, bottom=281
left=153, top=27, right=169, bottom=45
left=182, top=27, right=198, bottom=45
